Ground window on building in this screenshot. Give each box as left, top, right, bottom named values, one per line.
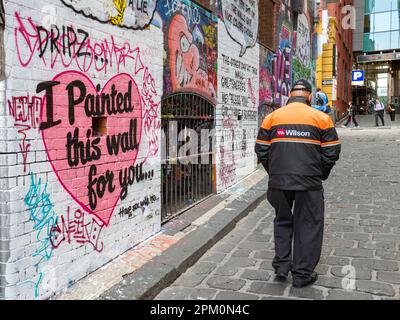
left=364, top=0, right=400, bottom=52
left=258, top=0, right=277, bottom=50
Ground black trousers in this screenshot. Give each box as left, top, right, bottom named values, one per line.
left=267, top=188, right=325, bottom=281
left=344, top=114, right=358, bottom=127
left=375, top=110, right=385, bottom=126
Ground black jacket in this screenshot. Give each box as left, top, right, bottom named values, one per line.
left=255, top=97, right=341, bottom=191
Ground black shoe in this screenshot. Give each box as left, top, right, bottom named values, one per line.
left=292, top=272, right=318, bottom=288
left=274, top=272, right=288, bottom=282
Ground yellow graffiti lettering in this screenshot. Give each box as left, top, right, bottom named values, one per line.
left=109, top=0, right=127, bottom=26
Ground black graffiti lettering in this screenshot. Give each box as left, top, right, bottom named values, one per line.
left=37, top=81, right=62, bottom=130
left=106, top=119, right=139, bottom=156
left=130, top=0, right=149, bottom=15
left=77, top=28, right=91, bottom=57
left=66, top=80, right=87, bottom=125
left=50, top=25, right=61, bottom=55
left=88, top=165, right=115, bottom=211
left=66, top=128, right=101, bottom=168
left=37, top=26, right=50, bottom=58
left=119, top=162, right=146, bottom=201
left=83, top=81, right=133, bottom=117
left=66, top=26, right=77, bottom=58
left=66, top=128, right=80, bottom=167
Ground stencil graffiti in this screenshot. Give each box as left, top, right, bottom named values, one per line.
left=159, top=0, right=218, bottom=103
left=61, top=0, right=158, bottom=29
left=222, top=0, right=259, bottom=56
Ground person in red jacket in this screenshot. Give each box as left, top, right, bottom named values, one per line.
left=255, top=79, right=341, bottom=288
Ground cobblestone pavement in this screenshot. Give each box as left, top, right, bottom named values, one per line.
left=155, top=126, right=400, bottom=300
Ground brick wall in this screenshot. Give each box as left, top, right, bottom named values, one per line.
left=0, top=0, right=262, bottom=299
left=216, top=19, right=259, bottom=193
left=1, top=0, right=163, bottom=299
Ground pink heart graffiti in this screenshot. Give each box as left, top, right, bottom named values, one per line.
left=40, top=71, right=143, bottom=225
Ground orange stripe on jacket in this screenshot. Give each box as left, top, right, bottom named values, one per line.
left=256, top=139, right=271, bottom=145
left=261, top=103, right=335, bottom=131
left=271, top=138, right=322, bottom=145
left=321, top=140, right=341, bottom=147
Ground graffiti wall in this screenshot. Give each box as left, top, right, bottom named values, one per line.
left=216, top=13, right=259, bottom=193
left=158, top=0, right=218, bottom=104
left=273, top=18, right=292, bottom=107
left=2, top=0, right=163, bottom=299
left=61, top=0, right=158, bottom=30
left=292, top=13, right=312, bottom=84
left=259, top=46, right=274, bottom=125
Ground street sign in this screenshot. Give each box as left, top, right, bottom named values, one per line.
left=352, top=70, right=365, bottom=86
left=322, top=79, right=333, bottom=86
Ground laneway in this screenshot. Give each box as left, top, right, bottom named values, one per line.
left=156, top=126, right=400, bottom=300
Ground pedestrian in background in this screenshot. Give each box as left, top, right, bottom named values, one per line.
left=374, top=99, right=385, bottom=127
left=342, top=102, right=360, bottom=128
left=255, top=79, right=341, bottom=288
left=388, top=103, right=396, bottom=122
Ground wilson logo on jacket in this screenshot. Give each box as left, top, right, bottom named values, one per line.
left=277, top=129, right=286, bottom=137
left=276, top=129, right=311, bottom=138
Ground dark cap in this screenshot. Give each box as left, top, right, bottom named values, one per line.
left=291, top=79, right=313, bottom=93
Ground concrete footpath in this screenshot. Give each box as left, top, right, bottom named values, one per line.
left=54, top=169, right=268, bottom=300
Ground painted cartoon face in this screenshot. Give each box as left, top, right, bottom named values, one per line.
left=168, top=14, right=200, bottom=90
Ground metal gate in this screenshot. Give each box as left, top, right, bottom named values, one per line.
left=161, top=93, right=215, bottom=223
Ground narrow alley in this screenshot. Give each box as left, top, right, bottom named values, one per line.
left=155, top=122, right=400, bottom=300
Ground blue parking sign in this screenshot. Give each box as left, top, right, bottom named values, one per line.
left=352, top=70, right=365, bottom=84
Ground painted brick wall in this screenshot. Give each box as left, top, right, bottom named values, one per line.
left=0, top=0, right=262, bottom=300
left=216, top=19, right=259, bottom=193
left=1, top=0, right=163, bottom=299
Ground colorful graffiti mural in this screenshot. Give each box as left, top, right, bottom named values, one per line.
left=273, top=20, right=292, bottom=107
left=259, top=46, right=274, bottom=125
left=259, top=46, right=274, bottom=106
left=292, top=13, right=312, bottom=83
left=6, top=0, right=163, bottom=299
left=159, top=0, right=218, bottom=103
left=61, top=0, right=158, bottom=29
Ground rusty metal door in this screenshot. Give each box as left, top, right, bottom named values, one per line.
left=161, top=93, right=215, bottom=223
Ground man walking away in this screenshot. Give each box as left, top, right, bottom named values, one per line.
left=255, top=79, right=341, bottom=288
left=374, top=99, right=385, bottom=127
left=342, top=102, right=360, bottom=128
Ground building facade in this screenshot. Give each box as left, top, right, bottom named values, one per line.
left=259, top=0, right=316, bottom=125
left=315, top=0, right=354, bottom=116
left=353, top=0, right=400, bottom=114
